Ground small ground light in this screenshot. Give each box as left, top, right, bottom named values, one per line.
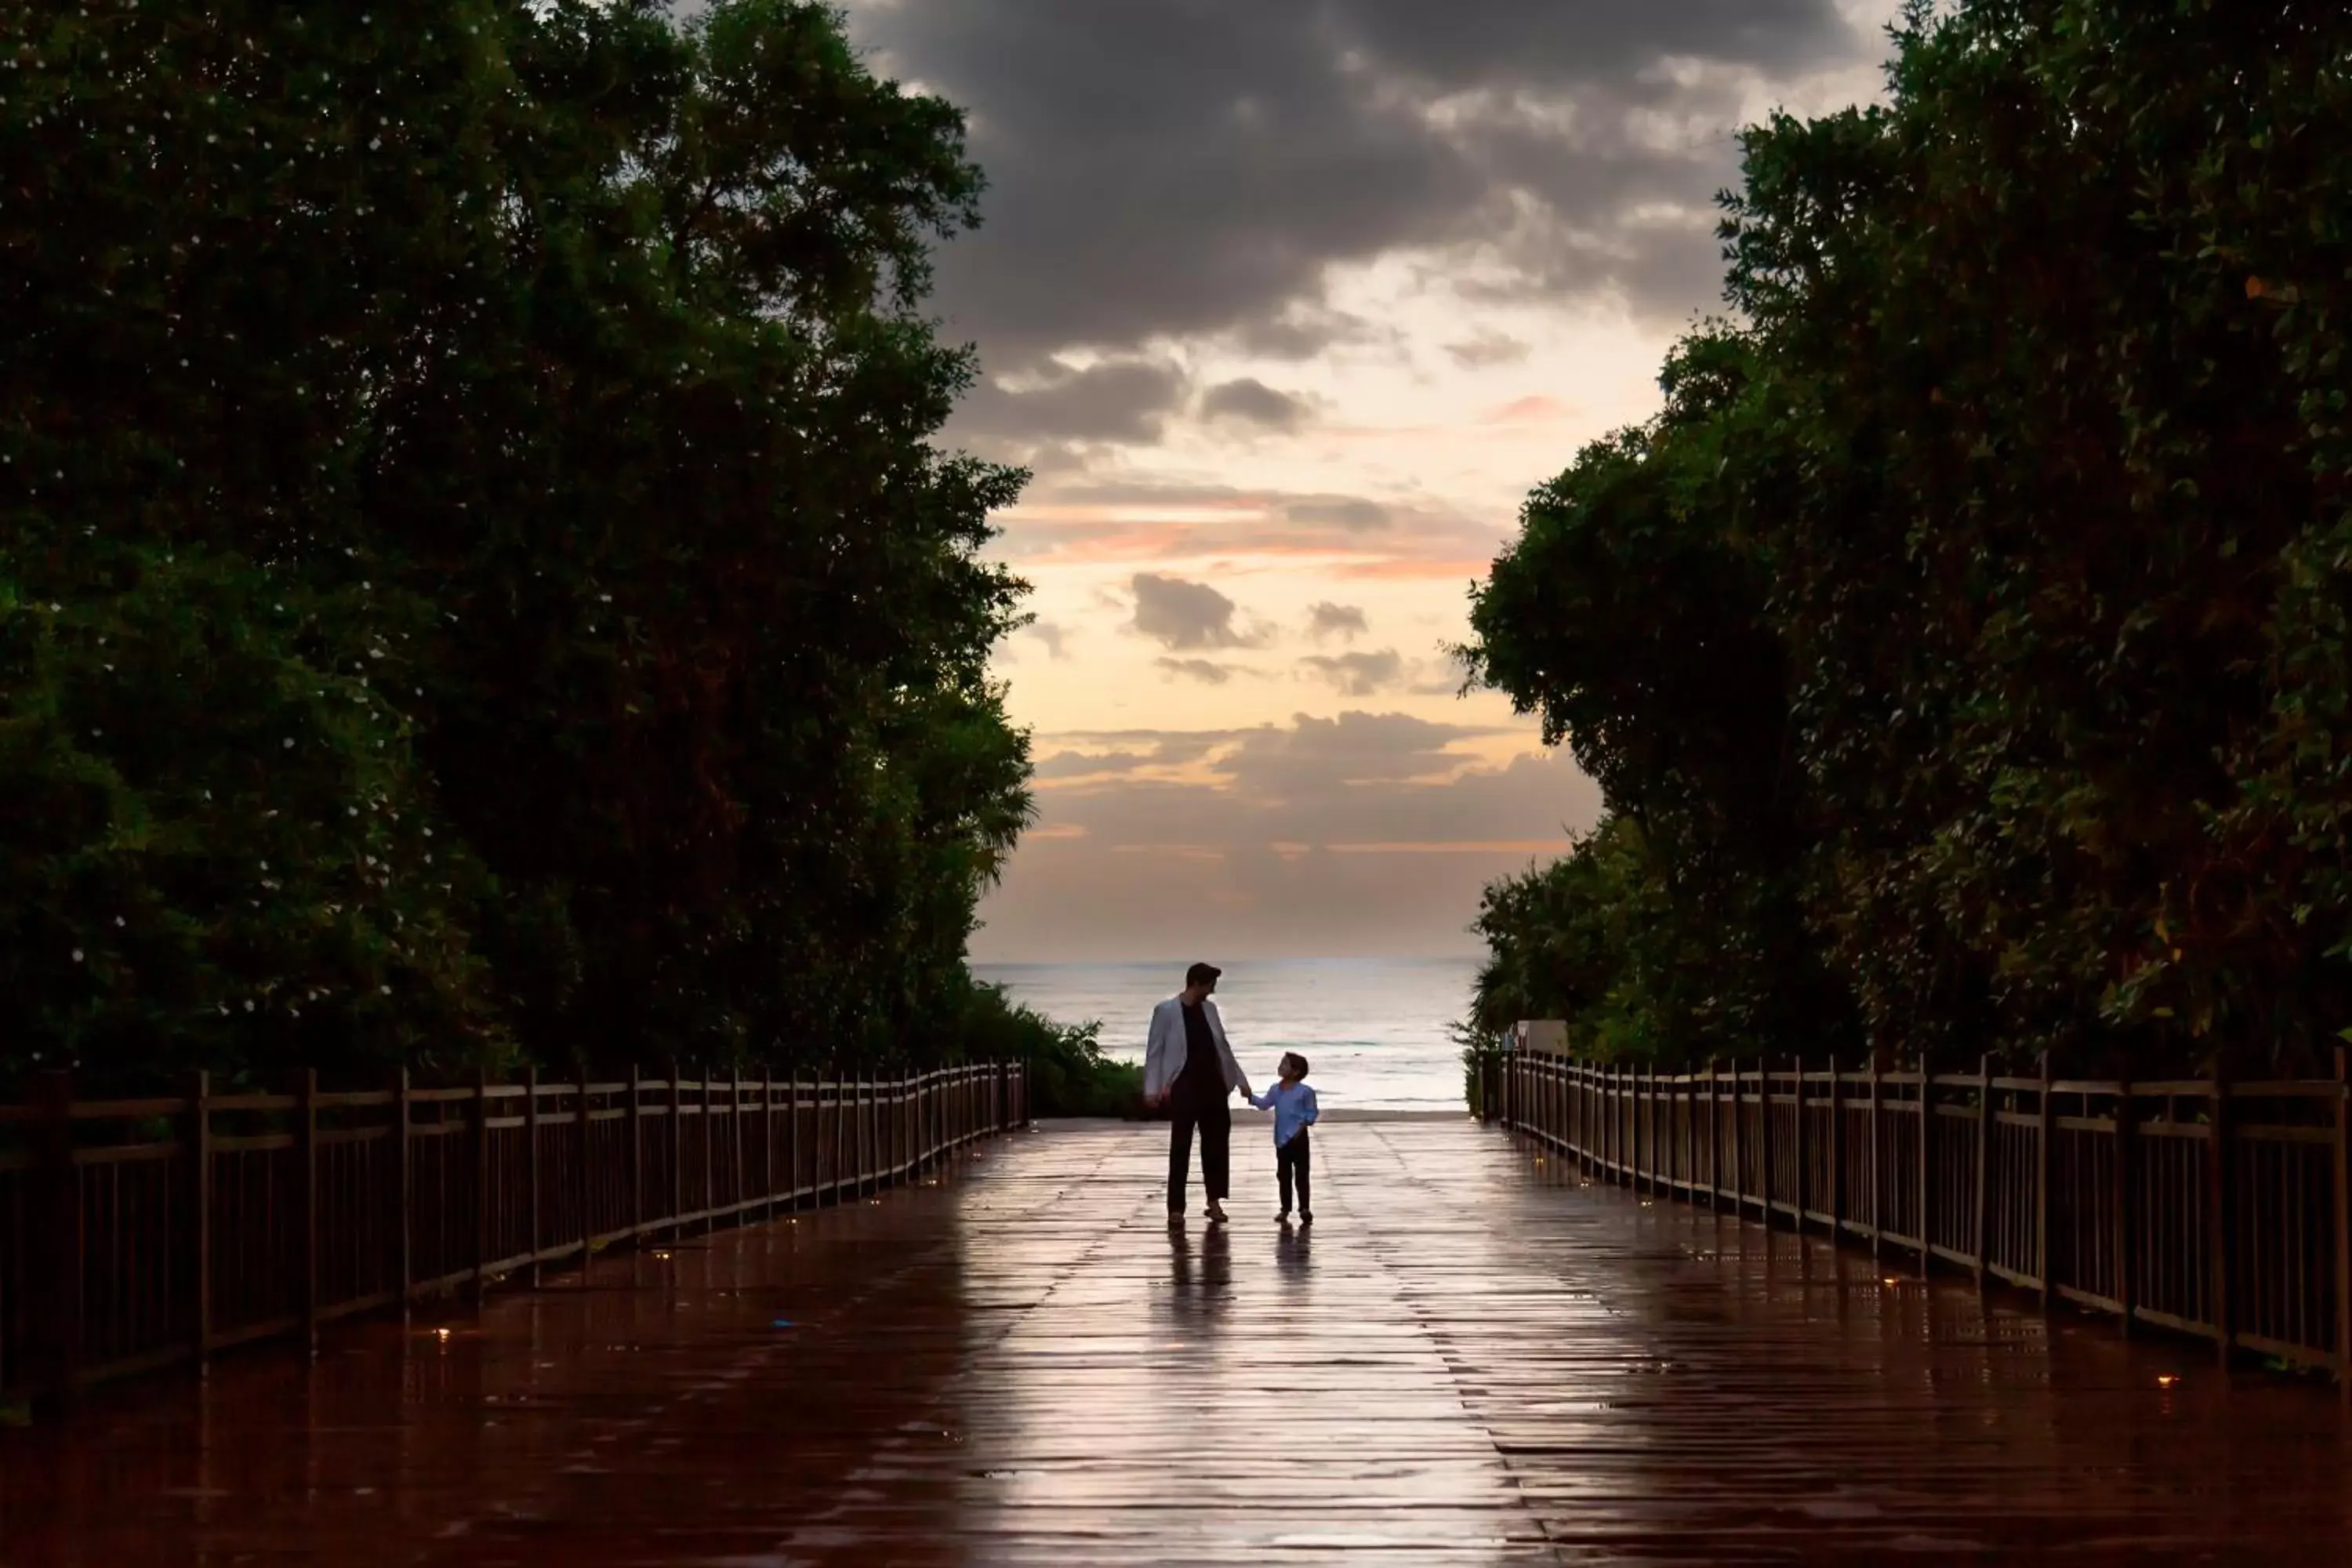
left=2157, top=1374, right=2180, bottom=1388
left=434, top=1327, right=451, bottom=1342
left=1882, top=1277, right=1900, bottom=1287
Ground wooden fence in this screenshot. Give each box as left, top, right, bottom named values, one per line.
left=0, top=1061, right=1026, bottom=1406
left=1479, top=1051, right=2352, bottom=1388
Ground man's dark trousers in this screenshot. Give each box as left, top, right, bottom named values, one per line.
left=1167, top=1097, right=1230, bottom=1214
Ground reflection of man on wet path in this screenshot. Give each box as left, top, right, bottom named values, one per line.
left=1143, top=962, right=1252, bottom=1224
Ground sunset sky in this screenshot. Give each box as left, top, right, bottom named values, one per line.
left=840, top=1, right=1904, bottom=961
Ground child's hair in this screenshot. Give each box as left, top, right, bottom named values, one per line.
left=1280, top=1051, right=1310, bottom=1080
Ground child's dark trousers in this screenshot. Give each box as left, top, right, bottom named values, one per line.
left=1277, top=1127, right=1311, bottom=1216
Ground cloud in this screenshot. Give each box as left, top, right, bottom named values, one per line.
left=1200, top=377, right=1316, bottom=431
left=1483, top=394, right=1570, bottom=423
left=993, top=483, right=1501, bottom=576
left=1443, top=329, right=1533, bottom=369
left=1128, top=572, right=1266, bottom=651
left=844, top=0, right=1874, bottom=370
left=949, top=357, right=1189, bottom=448
left=1307, top=602, right=1370, bottom=642
left=1022, top=619, right=1073, bottom=659
left=1301, top=648, right=1406, bottom=696
left=1033, top=749, right=1159, bottom=779
left=1284, top=497, right=1388, bottom=532
left=975, top=712, right=1604, bottom=960
left=1156, top=657, right=1241, bottom=685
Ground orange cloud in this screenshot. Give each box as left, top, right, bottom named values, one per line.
left=1322, top=840, right=1577, bottom=854
left=1483, top=394, right=1570, bottom=423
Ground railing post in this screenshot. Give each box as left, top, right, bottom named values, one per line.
left=732, top=1066, right=747, bottom=1214
left=2114, top=1071, right=2136, bottom=1332
left=2209, top=1058, right=2232, bottom=1367
left=2036, top=1051, right=2054, bottom=1305
left=472, top=1066, right=491, bottom=1307
left=191, top=1069, right=214, bottom=1363
left=1629, top=1065, right=1641, bottom=1185
left=730, top=1066, right=745, bottom=1214
left=701, top=1065, right=715, bottom=1230
left=1828, top=1058, right=1844, bottom=1235
left=1792, top=1056, right=1808, bottom=1233
left=1868, top=1055, right=1883, bottom=1264
left=29, top=1069, right=79, bottom=1414
left=524, top=1065, right=543, bottom=1286
left=1759, top=1058, right=1775, bottom=1228
left=297, top=1067, right=319, bottom=1349
left=395, top=1067, right=412, bottom=1306
left=2334, top=1046, right=2350, bottom=1406
left=1918, top=1051, right=1933, bottom=1279
left=789, top=1073, right=803, bottom=1205
left=1730, top=1060, right=1745, bottom=1216
left=763, top=1068, right=776, bottom=1213
left=669, top=1061, right=685, bottom=1236
left=1701, top=1063, right=1716, bottom=1211
left=578, top=1064, right=595, bottom=1272
left=1973, top=1054, right=1992, bottom=1287
left=628, top=1065, right=644, bottom=1236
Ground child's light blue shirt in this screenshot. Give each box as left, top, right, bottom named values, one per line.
left=1246, top=1080, right=1318, bottom=1146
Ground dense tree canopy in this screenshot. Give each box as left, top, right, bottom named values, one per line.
left=2, top=0, right=1046, bottom=1089
left=1465, top=0, right=2352, bottom=1075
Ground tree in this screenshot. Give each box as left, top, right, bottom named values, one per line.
left=2, top=0, right=1039, bottom=1087
left=1463, top=335, right=1852, bottom=1065
left=1465, top=0, right=2352, bottom=1075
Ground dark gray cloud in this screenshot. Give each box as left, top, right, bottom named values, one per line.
left=1033, top=748, right=1156, bottom=779
left=1307, top=601, right=1370, bottom=642
left=1444, top=329, right=1533, bottom=369
left=949, top=357, right=1189, bottom=446
left=1156, top=657, right=1241, bottom=685
left=1020, top=619, right=1072, bottom=659
left=1285, top=497, right=1388, bottom=532
left=1128, top=572, right=1266, bottom=651
left=1200, top=377, right=1316, bottom=431
left=845, top=0, right=1870, bottom=370
left=1301, top=648, right=1406, bottom=696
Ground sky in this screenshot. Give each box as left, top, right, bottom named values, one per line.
left=839, top=1, right=1906, bottom=963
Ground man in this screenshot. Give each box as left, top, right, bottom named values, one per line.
left=1143, top=961, right=1253, bottom=1223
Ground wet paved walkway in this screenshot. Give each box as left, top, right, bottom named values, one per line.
left=5, top=1119, right=2351, bottom=1563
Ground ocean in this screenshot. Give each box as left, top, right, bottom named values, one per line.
left=971, top=956, right=1481, bottom=1112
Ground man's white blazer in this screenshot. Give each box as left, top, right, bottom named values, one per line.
left=1142, top=996, right=1252, bottom=1101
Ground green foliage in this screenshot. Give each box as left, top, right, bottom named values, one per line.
left=1464, top=339, right=1852, bottom=1069
left=2, top=0, right=1040, bottom=1087
left=946, top=980, right=1139, bottom=1119
left=1465, top=0, right=2352, bottom=1076
left=1466, top=819, right=1710, bottom=1065
left=1454, top=1017, right=1508, bottom=1118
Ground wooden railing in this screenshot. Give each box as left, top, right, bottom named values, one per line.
left=1479, top=1051, right=2352, bottom=1387
left=0, top=1061, right=1027, bottom=1405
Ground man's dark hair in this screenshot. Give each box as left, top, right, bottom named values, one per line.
left=1185, top=961, right=1221, bottom=989
left=1282, top=1051, right=1309, bottom=1080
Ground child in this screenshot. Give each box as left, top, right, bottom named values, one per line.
left=1246, top=1052, right=1319, bottom=1224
